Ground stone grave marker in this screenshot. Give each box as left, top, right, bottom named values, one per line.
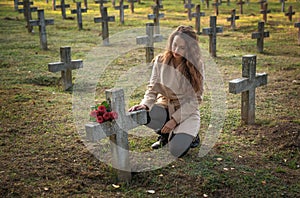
left=94, top=6, right=115, bottom=46
left=14, top=0, right=33, bottom=11
left=71, top=1, right=87, bottom=30
left=18, top=0, right=37, bottom=33
left=226, top=0, right=230, bottom=6
left=295, top=18, right=300, bottom=45
left=114, top=0, right=129, bottom=24
left=85, top=88, right=147, bottom=182
left=128, top=0, right=137, bottom=13
left=285, top=6, right=295, bottom=22
left=136, top=23, right=163, bottom=63
left=251, top=21, right=269, bottom=53
left=205, top=0, right=210, bottom=8
left=260, top=2, right=270, bottom=22
left=227, top=9, right=239, bottom=30
left=112, top=0, right=116, bottom=7
left=192, top=4, right=205, bottom=35
left=56, top=0, right=70, bottom=19
left=152, top=0, right=163, bottom=9
left=48, top=46, right=83, bottom=90
left=212, top=0, right=221, bottom=16
left=148, top=2, right=164, bottom=34
left=258, top=0, right=266, bottom=9
left=29, top=9, right=54, bottom=50
left=184, top=0, right=195, bottom=21
left=202, top=16, right=223, bottom=57
left=229, top=55, right=268, bottom=124
left=236, top=0, right=245, bottom=14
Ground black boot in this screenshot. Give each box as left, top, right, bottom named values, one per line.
left=190, top=134, right=200, bottom=148
left=151, top=133, right=169, bottom=149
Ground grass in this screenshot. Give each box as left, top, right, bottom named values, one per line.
left=0, top=0, right=300, bottom=197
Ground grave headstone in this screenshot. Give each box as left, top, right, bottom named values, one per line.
left=48, top=47, right=83, bottom=90
left=227, top=9, right=239, bottom=30
left=192, top=4, right=205, bottom=35
left=71, top=2, right=87, bottom=30
left=251, top=21, right=269, bottom=53
left=285, top=6, right=295, bottom=22
left=115, top=0, right=129, bottom=24
left=185, top=0, right=195, bottom=20
left=202, top=16, right=223, bottom=57
left=94, top=7, right=115, bottom=45
left=260, top=2, right=270, bottom=22
left=148, top=2, right=164, bottom=34
left=236, top=0, right=245, bottom=14
left=294, top=18, right=300, bottom=45
left=85, top=88, right=147, bottom=182
left=136, top=23, right=163, bottom=63
left=56, top=0, right=70, bottom=19
left=18, top=0, right=37, bottom=33
left=229, top=55, right=268, bottom=124
left=29, top=9, right=54, bottom=50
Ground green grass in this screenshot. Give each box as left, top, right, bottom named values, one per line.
left=0, top=0, right=299, bottom=197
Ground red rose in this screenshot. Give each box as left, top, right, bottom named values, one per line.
left=97, top=105, right=107, bottom=115
left=103, top=112, right=111, bottom=121
left=97, top=116, right=104, bottom=123
left=110, top=111, right=118, bottom=120
left=90, top=110, right=98, bottom=118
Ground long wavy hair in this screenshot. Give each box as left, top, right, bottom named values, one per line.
left=159, top=25, right=204, bottom=94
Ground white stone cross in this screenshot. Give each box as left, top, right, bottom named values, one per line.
left=85, top=88, right=147, bottom=182
left=48, top=47, right=83, bottom=90
left=192, top=4, right=205, bottom=35
left=229, top=55, right=268, bottom=124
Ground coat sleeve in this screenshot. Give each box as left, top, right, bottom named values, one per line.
left=140, top=57, right=160, bottom=109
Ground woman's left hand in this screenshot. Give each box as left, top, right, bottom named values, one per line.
left=161, top=119, right=177, bottom=133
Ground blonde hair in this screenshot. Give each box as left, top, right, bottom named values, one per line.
left=159, top=26, right=204, bottom=94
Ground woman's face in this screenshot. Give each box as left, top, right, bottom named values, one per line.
left=172, top=35, right=186, bottom=60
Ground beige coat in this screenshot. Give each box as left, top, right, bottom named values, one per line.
left=141, top=56, right=203, bottom=137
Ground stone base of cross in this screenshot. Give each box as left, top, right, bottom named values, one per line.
left=85, top=88, right=147, bottom=182
left=229, top=55, right=268, bottom=125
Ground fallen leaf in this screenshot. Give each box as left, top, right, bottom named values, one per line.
left=112, top=184, right=120, bottom=189
left=147, top=190, right=155, bottom=194
left=203, top=193, right=208, bottom=197
left=158, top=174, right=163, bottom=177
left=223, top=167, right=229, bottom=171
left=44, top=187, right=49, bottom=191
left=216, top=158, right=223, bottom=161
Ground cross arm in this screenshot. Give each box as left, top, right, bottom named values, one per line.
left=48, top=60, right=82, bottom=72
left=153, top=34, right=163, bottom=42
left=294, top=22, right=300, bottom=28
left=124, top=109, right=147, bottom=131
left=147, top=13, right=165, bottom=20
left=229, top=73, right=267, bottom=94
left=18, top=6, right=37, bottom=13
left=192, top=12, right=205, bottom=17
left=136, top=35, right=148, bottom=45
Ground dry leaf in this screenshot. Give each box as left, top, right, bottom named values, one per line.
left=203, top=193, right=208, bottom=197
left=147, top=190, right=155, bottom=194
left=112, top=184, right=120, bottom=188
left=216, top=158, right=223, bottom=161
left=223, top=167, right=229, bottom=171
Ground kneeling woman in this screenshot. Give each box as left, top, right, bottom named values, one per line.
left=129, top=25, right=204, bottom=158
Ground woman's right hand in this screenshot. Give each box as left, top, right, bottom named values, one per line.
left=128, top=104, right=147, bottom=112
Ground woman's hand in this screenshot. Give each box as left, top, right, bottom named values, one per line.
left=128, top=104, right=147, bottom=112
left=161, top=119, right=177, bottom=133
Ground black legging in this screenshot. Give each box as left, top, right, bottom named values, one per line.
left=169, top=133, right=194, bottom=158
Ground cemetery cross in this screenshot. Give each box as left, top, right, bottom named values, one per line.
left=227, top=9, right=239, bottom=30
left=95, top=0, right=109, bottom=16
left=15, top=0, right=33, bottom=11
left=85, top=88, right=147, bottom=182
left=280, top=0, right=286, bottom=12
left=258, top=0, right=266, bottom=10
left=48, top=46, right=83, bottom=90
left=212, top=0, right=221, bottom=16
left=202, top=16, right=223, bottom=57
left=285, top=6, right=295, bottom=22
left=71, top=1, right=87, bottom=30
left=114, top=0, right=129, bottom=24
left=184, top=0, right=195, bottom=21
left=229, top=55, right=268, bottom=124
left=236, top=0, right=245, bottom=15
left=94, top=6, right=115, bottom=46
left=18, top=0, right=37, bottom=33
left=136, top=23, right=163, bottom=63
left=128, top=0, right=138, bottom=13
left=29, top=9, right=54, bottom=50
left=260, top=2, right=270, bottom=23
left=56, top=0, right=71, bottom=19
left=205, top=0, right=210, bottom=8
left=251, top=21, right=269, bottom=53
left=148, top=3, right=165, bottom=34
left=191, top=4, right=205, bottom=35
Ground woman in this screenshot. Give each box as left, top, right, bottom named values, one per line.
left=129, top=25, right=204, bottom=158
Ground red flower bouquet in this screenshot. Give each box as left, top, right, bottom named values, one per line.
left=90, top=101, right=118, bottom=123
